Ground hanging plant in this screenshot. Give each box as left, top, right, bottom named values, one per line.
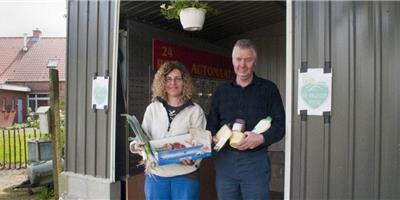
left=160, top=0, right=218, bottom=20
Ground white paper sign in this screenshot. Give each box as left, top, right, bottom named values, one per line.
left=298, top=68, right=332, bottom=116
left=92, top=76, right=109, bottom=109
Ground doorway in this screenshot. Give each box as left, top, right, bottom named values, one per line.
left=117, top=2, right=287, bottom=199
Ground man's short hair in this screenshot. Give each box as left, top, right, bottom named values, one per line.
left=233, top=39, right=258, bottom=60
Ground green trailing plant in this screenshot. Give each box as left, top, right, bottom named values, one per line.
left=160, top=0, right=218, bottom=20
left=122, top=114, right=156, bottom=173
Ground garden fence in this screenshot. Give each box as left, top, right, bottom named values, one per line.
left=0, top=128, right=48, bottom=170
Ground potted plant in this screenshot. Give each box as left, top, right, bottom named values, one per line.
left=160, top=0, right=218, bottom=31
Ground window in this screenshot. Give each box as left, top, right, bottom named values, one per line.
left=1, top=98, right=5, bottom=112
left=28, top=93, right=49, bottom=112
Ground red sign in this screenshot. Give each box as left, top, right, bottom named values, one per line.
left=153, top=39, right=234, bottom=80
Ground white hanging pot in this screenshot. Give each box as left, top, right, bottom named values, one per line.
left=179, top=7, right=206, bottom=31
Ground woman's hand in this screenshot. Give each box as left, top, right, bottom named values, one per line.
left=180, top=158, right=194, bottom=165
left=129, top=141, right=145, bottom=154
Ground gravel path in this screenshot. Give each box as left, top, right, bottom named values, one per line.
left=0, top=169, right=27, bottom=192
left=0, top=169, right=34, bottom=199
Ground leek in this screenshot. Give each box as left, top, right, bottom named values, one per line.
left=122, top=114, right=156, bottom=173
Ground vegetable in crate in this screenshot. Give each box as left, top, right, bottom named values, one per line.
left=122, top=114, right=156, bottom=173
left=172, top=142, right=186, bottom=150
left=155, top=142, right=189, bottom=152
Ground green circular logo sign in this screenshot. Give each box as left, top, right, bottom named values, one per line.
left=301, top=82, right=329, bottom=109
left=93, top=85, right=107, bottom=105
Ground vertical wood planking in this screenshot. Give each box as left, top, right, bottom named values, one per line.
left=380, top=2, right=400, bottom=199
left=66, top=0, right=78, bottom=172
left=353, top=2, right=375, bottom=198
left=85, top=0, right=99, bottom=176
left=347, top=2, right=356, bottom=199
left=299, top=2, right=307, bottom=199
left=76, top=0, right=88, bottom=175
left=291, top=2, right=302, bottom=199
left=66, top=0, right=118, bottom=179
left=96, top=0, right=110, bottom=178
left=372, top=2, right=382, bottom=199
left=292, top=1, right=399, bottom=199
left=322, top=2, right=331, bottom=199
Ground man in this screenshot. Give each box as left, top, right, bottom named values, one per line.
left=207, top=39, right=285, bottom=200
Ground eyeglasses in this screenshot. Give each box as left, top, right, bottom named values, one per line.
left=165, top=77, right=183, bottom=82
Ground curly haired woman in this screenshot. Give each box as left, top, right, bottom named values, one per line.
left=130, top=61, right=206, bottom=200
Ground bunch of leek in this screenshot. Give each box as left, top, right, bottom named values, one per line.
left=122, top=114, right=156, bottom=173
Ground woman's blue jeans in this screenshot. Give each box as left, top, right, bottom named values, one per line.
left=145, top=174, right=200, bottom=200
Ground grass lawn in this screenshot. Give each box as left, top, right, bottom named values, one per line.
left=0, top=128, right=50, bottom=165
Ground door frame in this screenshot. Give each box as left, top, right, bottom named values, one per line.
left=284, top=0, right=293, bottom=199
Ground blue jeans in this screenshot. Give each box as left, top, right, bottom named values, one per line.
left=215, top=148, right=271, bottom=200
left=144, top=174, right=200, bottom=200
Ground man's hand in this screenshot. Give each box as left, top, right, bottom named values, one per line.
left=236, top=131, right=264, bottom=151
left=212, top=136, right=219, bottom=144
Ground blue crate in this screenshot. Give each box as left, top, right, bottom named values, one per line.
left=155, top=144, right=212, bottom=165
left=149, top=134, right=212, bottom=166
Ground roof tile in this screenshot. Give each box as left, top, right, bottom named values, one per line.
left=0, top=37, right=66, bottom=83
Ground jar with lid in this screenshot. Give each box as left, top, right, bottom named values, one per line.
left=229, top=119, right=246, bottom=149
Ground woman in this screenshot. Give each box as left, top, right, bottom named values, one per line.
left=130, top=61, right=206, bottom=200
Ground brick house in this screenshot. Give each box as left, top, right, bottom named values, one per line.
left=0, top=29, right=65, bottom=127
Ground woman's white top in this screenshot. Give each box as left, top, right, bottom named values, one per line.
left=142, top=100, right=206, bottom=177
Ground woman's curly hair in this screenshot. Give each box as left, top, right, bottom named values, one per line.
left=151, top=61, right=193, bottom=102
